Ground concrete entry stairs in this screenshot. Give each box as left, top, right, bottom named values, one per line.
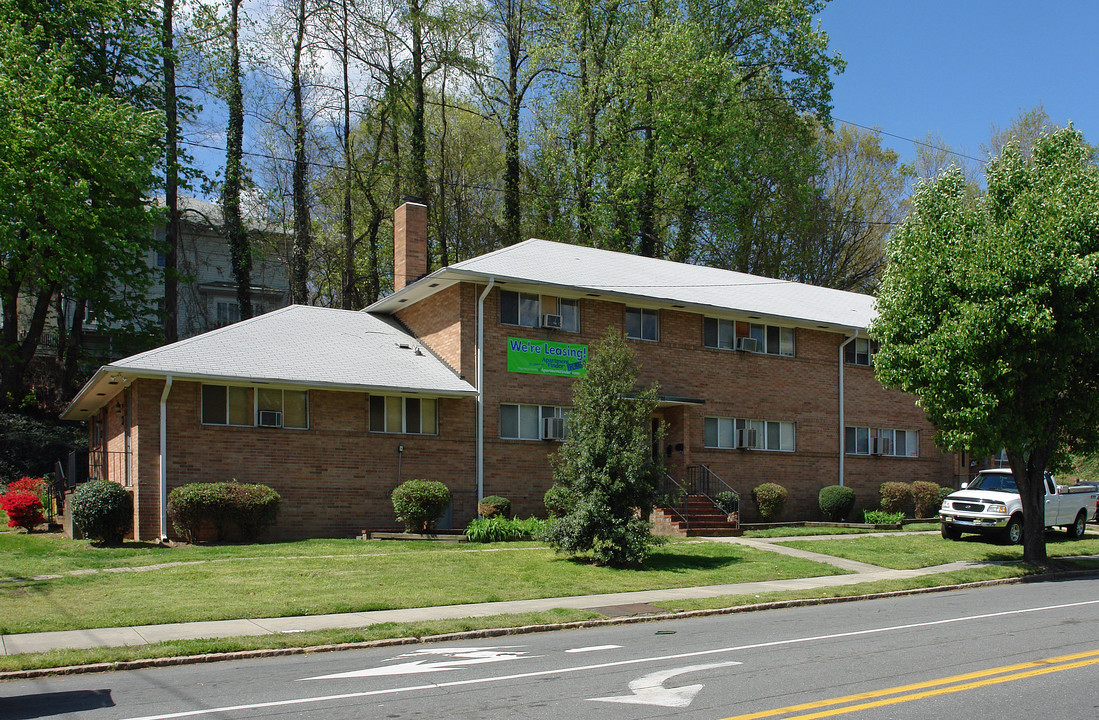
left=652, top=494, right=742, bottom=537
left=653, top=464, right=742, bottom=537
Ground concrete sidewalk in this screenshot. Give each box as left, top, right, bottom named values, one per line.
left=0, top=534, right=987, bottom=657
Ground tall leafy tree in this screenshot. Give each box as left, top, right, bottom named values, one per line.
left=529, top=0, right=842, bottom=264
left=544, top=331, right=663, bottom=566
left=789, top=123, right=912, bottom=292
left=0, top=0, right=163, bottom=405
left=873, top=128, right=1099, bottom=565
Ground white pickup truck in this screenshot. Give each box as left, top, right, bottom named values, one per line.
left=939, top=468, right=1097, bottom=544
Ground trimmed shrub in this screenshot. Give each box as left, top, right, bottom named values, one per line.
left=477, top=495, right=512, bottom=519
left=939, top=485, right=955, bottom=504
left=912, top=481, right=943, bottom=518
left=751, top=483, right=788, bottom=521
left=167, top=481, right=281, bottom=543
left=465, top=516, right=545, bottom=542
left=543, top=484, right=578, bottom=518
left=713, top=491, right=740, bottom=515
left=1, top=490, right=44, bottom=531
left=879, top=482, right=913, bottom=515
left=168, top=483, right=229, bottom=542
left=225, top=483, right=281, bottom=541
left=391, top=479, right=451, bottom=533
left=69, top=480, right=132, bottom=544
left=818, top=485, right=856, bottom=521
left=863, top=509, right=905, bottom=525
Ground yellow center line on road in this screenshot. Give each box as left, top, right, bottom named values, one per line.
left=717, top=647, right=1099, bottom=720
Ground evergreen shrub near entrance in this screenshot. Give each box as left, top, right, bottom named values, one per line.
left=542, top=331, right=664, bottom=567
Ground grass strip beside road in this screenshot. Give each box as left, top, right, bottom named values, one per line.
left=0, top=564, right=1032, bottom=674
left=783, top=533, right=1099, bottom=570
left=0, top=608, right=602, bottom=673
left=0, top=536, right=845, bottom=635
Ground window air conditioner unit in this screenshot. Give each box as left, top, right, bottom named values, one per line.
left=871, top=436, right=893, bottom=456
left=542, top=314, right=563, bottom=329
left=542, top=416, right=566, bottom=441
left=258, top=410, right=283, bottom=428
left=736, top=337, right=759, bottom=352
left=736, top=428, right=757, bottom=449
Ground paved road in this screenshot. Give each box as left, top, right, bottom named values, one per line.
left=5, top=574, right=1099, bottom=719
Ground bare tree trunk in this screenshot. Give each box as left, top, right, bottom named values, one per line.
left=339, top=0, right=354, bottom=309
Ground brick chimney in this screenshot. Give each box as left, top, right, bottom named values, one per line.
left=394, top=198, right=427, bottom=291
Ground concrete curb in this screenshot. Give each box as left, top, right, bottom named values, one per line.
left=8, top=569, right=1097, bottom=681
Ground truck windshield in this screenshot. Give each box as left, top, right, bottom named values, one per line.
left=968, top=474, right=1017, bottom=492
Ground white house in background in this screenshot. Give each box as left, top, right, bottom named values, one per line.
left=149, top=195, right=291, bottom=339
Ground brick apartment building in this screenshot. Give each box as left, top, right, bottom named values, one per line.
left=62, top=201, right=959, bottom=541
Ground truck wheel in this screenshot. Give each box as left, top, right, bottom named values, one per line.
left=1067, top=510, right=1087, bottom=539
left=941, top=523, right=961, bottom=541
left=1003, top=515, right=1023, bottom=545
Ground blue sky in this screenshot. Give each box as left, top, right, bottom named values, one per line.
left=816, top=1, right=1099, bottom=167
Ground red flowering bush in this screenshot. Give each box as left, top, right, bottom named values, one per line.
left=9, top=476, right=46, bottom=494
left=1, top=490, right=45, bottom=531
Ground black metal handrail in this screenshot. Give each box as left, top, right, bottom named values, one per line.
left=659, top=471, right=691, bottom=529
left=686, top=464, right=739, bottom=517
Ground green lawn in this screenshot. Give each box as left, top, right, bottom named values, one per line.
left=0, top=534, right=845, bottom=635
left=784, top=532, right=1099, bottom=570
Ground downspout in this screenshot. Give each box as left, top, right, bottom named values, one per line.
left=476, top=278, right=495, bottom=510
left=838, top=332, right=859, bottom=487
left=159, top=375, right=173, bottom=542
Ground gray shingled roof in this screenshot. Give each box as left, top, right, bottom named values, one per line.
left=371, top=239, right=875, bottom=330
left=63, top=306, right=475, bottom=419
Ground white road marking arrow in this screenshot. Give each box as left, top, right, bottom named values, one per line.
left=589, top=660, right=742, bottom=708
left=302, top=646, right=534, bottom=680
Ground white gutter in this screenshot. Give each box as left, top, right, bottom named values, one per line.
left=838, top=332, right=859, bottom=486
left=159, top=374, right=173, bottom=542
left=476, top=278, right=495, bottom=509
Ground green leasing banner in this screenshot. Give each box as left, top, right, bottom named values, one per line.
left=507, top=337, right=588, bottom=377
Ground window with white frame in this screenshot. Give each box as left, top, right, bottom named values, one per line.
left=542, top=296, right=580, bottom=334
left=216, top=301, right=240, bottom=327
left=625, top=307, right=659, bottom=341
left=703, top=318, right=794, bottom=356
left=500, top=403, right=570, bottom=440
left=369, top=396, right=438, bottom=434
left=201, top=384, right=309, bottom=429
left=845, top=426, right=918, bottom=456
left=844, top=337, right=877, bottom=366
left=499, top=290, right=540, bottom=327
left=704, top=417, right=795, bottom=451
